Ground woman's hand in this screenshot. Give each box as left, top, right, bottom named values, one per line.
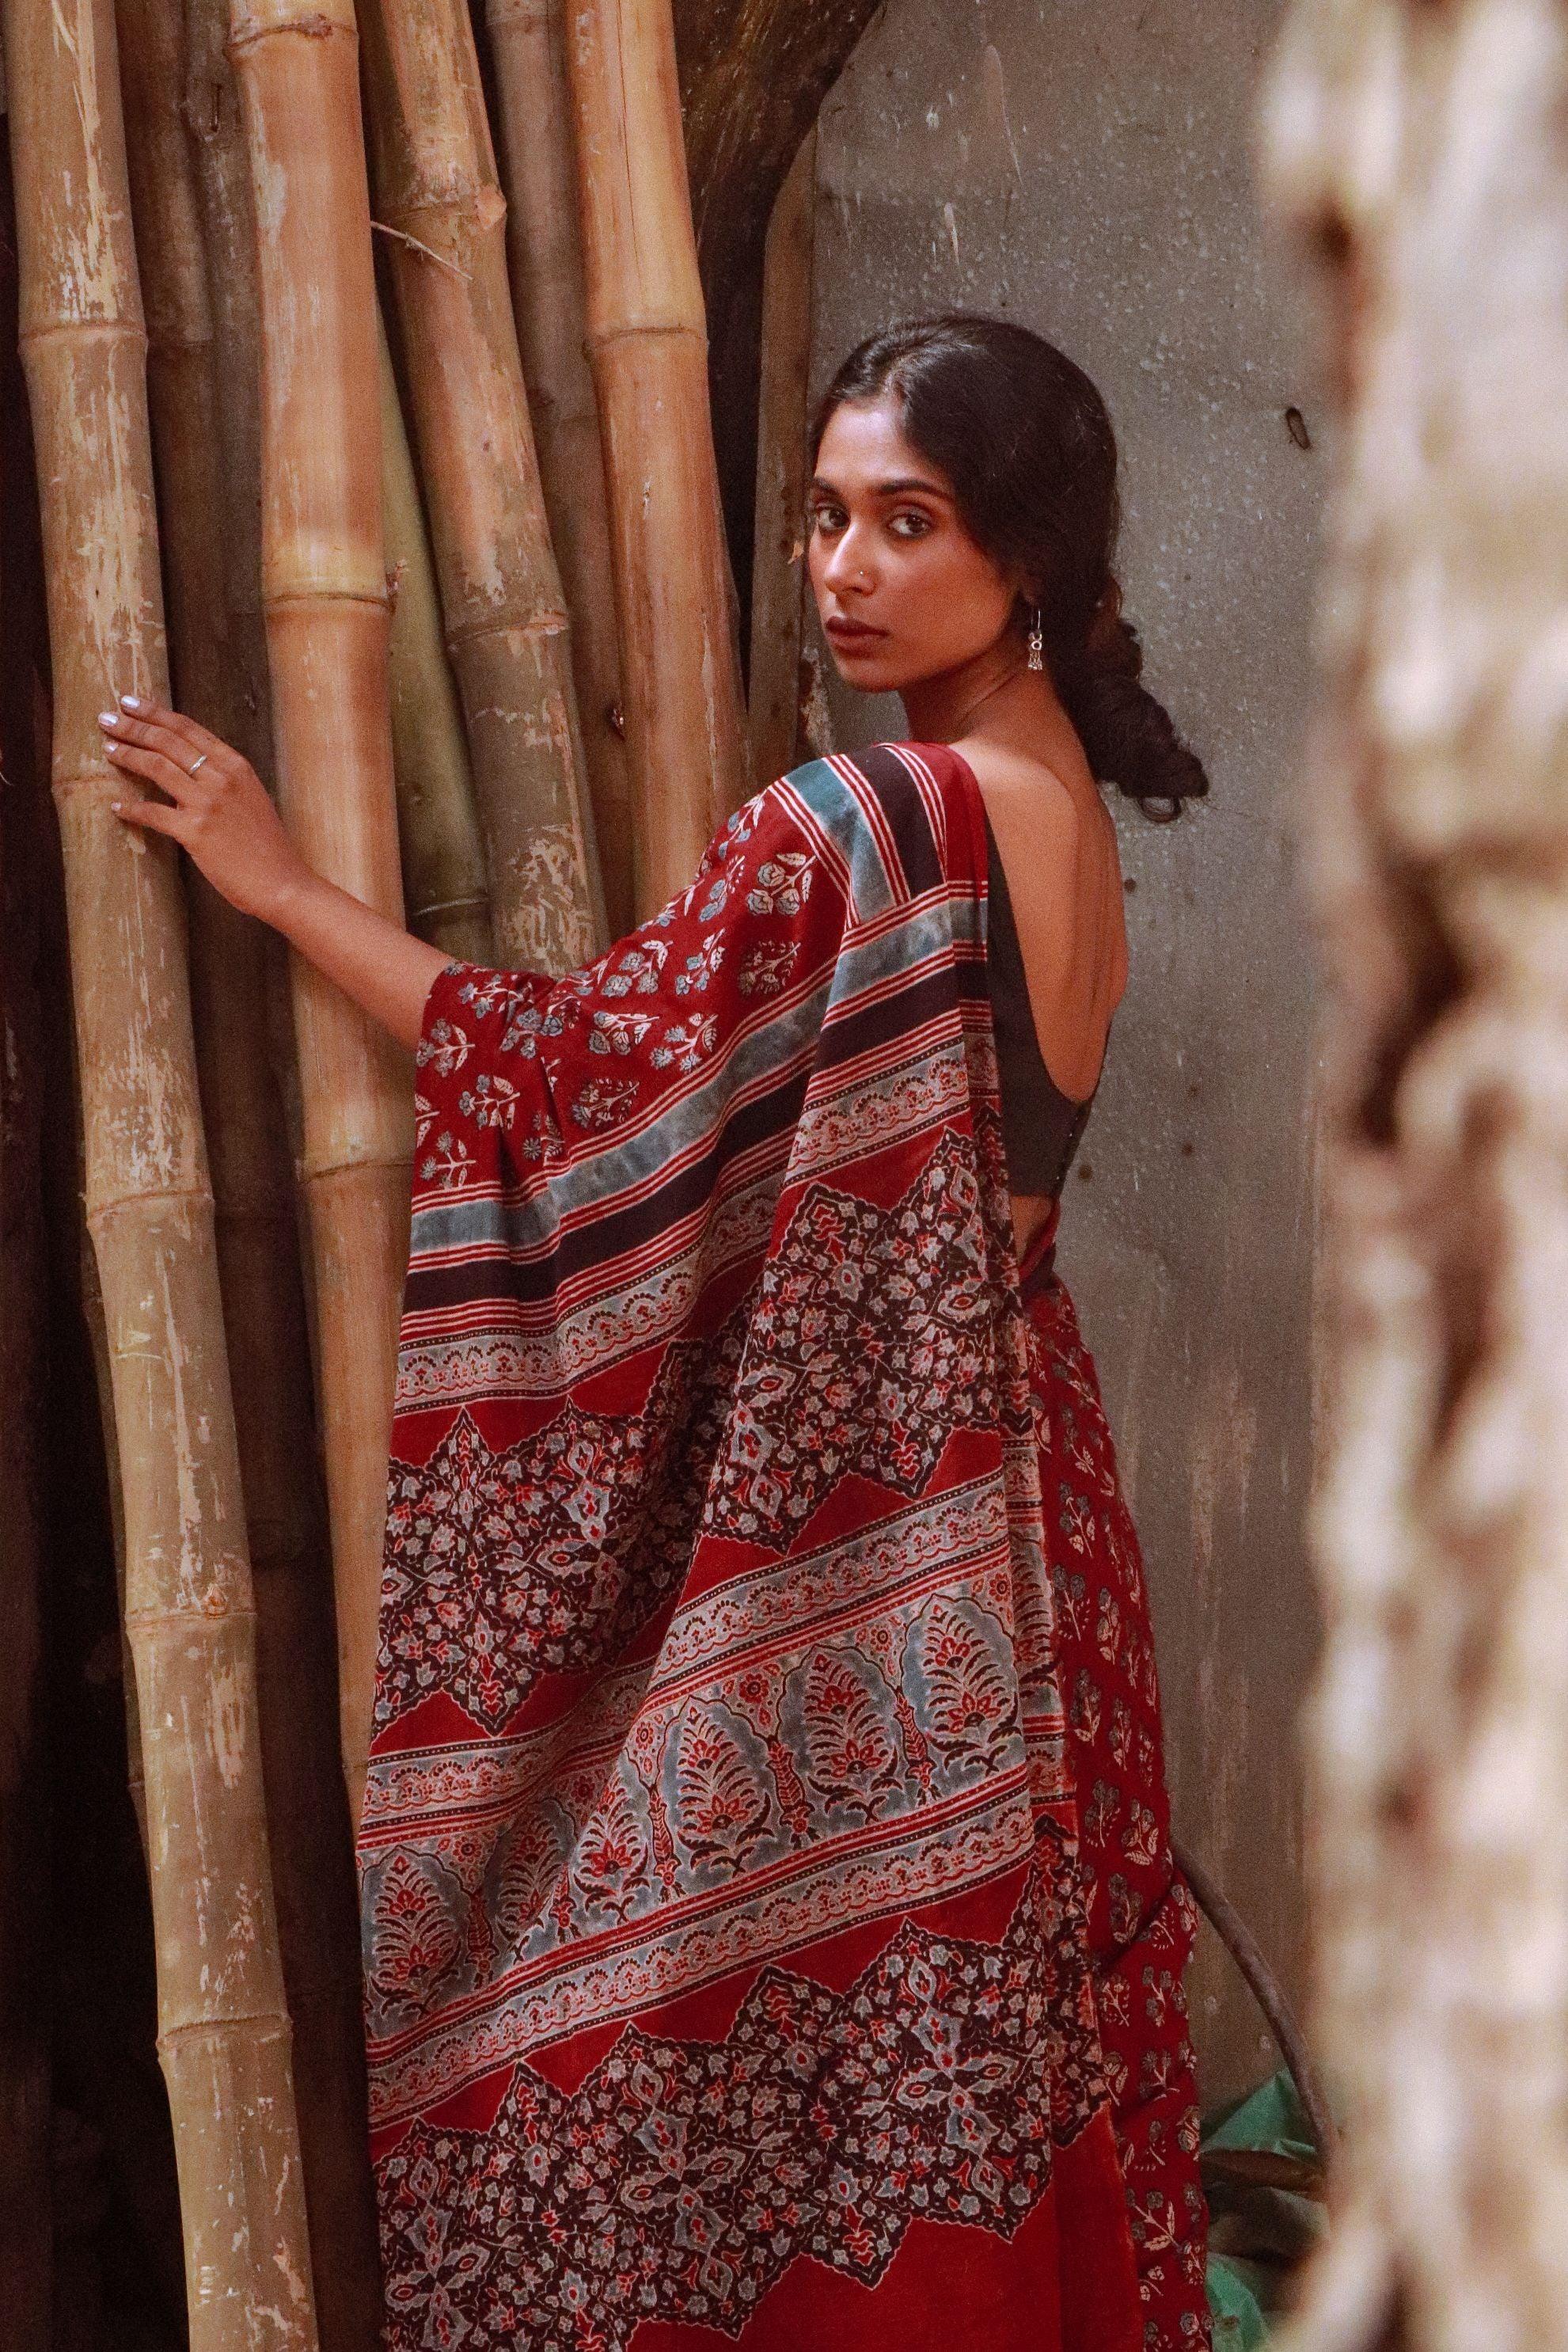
left=101, top=694, right=309, bottom=925
left=100, top=690, right=450, bottom=1051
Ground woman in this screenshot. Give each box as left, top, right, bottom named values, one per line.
left=103, top=313, right=1211, bottom=2350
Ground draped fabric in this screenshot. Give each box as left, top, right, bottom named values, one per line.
left=357, top=740, right=1209, bottom=2350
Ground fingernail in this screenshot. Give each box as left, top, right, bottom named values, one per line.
left=110, top=800, right=123, bottom=812
left=98, top=711, right=118, bottom=727
left=120, top=693, right=142, bottom=709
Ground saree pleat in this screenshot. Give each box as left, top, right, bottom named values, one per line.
left=1023, top=1231, right=1209, bottom=2346
left=358, top=740, right=1208, bottom=2348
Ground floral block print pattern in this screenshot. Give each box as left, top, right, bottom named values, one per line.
left=359, top=742, right=1209, bottom=2350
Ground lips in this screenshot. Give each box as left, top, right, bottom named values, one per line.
left=824, top=616, right=886, bottom=644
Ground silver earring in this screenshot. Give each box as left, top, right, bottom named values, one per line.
left=1027, top=607, right=1045, bottom=671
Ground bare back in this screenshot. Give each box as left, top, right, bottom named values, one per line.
left=954, top=737, right=1128, bottom=1103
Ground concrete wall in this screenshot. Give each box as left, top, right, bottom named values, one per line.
left=807, top=0, right=1327, bottom=2105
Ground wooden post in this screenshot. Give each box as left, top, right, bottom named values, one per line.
left=566, top=0, right=750, bottom=906
left=484, top=0, right=635, bottom=932
left=226, top=0, right=413, bottom=1821
left=380, top=312, right=496, bottom=964
left=1, top=0, right=319, bottom=2335
left=748, top=129, right=818, bottom=788
left=359, top=0, right=604, bottom=971
left=1260, top=0, right=1568, bottom=2340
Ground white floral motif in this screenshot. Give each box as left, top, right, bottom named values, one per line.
left=500, top=1001, right=574, bottom=1058
left=738, top=940, right=796, bottom=998
left=419, top=1129, right=477, bottom=1190
left=602, top=940, right=669, bottom=998
left=746, top=851, right=814, bottom=918
left=458, top=1071, right=522, bottom=1132
left=417, top=1016, right=473, bottom=1082
left=674, top=936, right=725, bottom=994
left=458, top=973, right=530, bottom=1021
left=590, top=1008, right=657, bottom=1057
left=571, top=1076, right=640, bottom=1131
left=515, top=1108, right=565, bottom=1165
left=651, top=1014, right=718, bottom=1073
left=697, top=872, right=732, bottom=922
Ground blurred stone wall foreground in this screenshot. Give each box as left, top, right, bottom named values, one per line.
left=1259, top=1, right=1568, bottom=2345
left=808, top=0, right=1326, bottom=2108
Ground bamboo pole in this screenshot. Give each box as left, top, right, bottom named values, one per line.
left=0, top=165, right=51, bottom=2342
left=182, top=0, right=272, bottom=785
left=748, top=128, right=817, bottom=788
left=1, top=0, right=318, bottom=2335
left=566, top=0, right=751, bottom=904
left=379, top=312, right=495, bottom=963
left=484, top=0, right=635, bottom=931
left=359, top=0, right=603, bottom=972
left=119, top=0, right=385, bottom=2336
left=226, top=0, right=413, bottom=1819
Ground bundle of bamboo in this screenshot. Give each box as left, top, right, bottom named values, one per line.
left=117, top=0, right=383, bottom=2333
left=484, top=0, right=636, bottom=929
left=2, top=0, right=319, bottom=2338
left=360, top=0, right=604, bottom=970
left=567, top=0, right=750, bottom=903
left=0, top=0, right=856, bottom=2325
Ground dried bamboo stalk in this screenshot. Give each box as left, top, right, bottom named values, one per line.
left=182, top=0, right=272, bottom=784
left=484, top=0, right=635, bottom=931
left=1, top=0, right=317, bottom=2335
left=227, top=0, right=413, bottom=1820
left=0, top=207, right=51, bottom=2341
left=120, top=0, right=385, bottom=2336
left=1259, top=2, right=1568, bottom=2346
left=748, top=128, right=817, bottom=788
left=380, top=311, right=495, bottom=963
left=567, top=0, right=751, bottom=904
left=359, top=0, right=603, bottom=971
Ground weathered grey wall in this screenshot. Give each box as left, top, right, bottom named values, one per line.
left=808, top=0, right=1325, bottom=2106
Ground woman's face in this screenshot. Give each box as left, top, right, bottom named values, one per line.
left=807, top=393, right=1022, bottom=697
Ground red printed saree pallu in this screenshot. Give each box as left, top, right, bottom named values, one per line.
left=359, top=742, right=1148, bottom=2350
left=1022, top=1243, right=1210, bottom=2350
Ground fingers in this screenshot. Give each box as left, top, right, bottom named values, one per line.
left=116, top=693, right=227, bottom=764
left=110, top=789, right=186, bottom=842
left=98, top=694, right=240, bottom=785
left=101, top=733, right=204, bottom=814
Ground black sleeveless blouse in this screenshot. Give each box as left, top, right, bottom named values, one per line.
left=981, top=806, right=1101, bottom=1197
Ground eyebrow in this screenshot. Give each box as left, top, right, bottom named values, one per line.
left=809, top=474, right=953, bottom=501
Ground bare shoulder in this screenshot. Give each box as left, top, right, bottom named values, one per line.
left=951, top=736, right=1103, bottom=855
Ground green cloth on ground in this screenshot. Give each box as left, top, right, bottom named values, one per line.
left=1202, top=2069, right=1327, bottom=2348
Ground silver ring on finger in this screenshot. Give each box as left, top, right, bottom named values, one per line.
left=188, top=754, right=208, bottom=775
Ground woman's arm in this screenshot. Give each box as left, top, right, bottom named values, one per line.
left=102, top=694, right=450, bottom=1051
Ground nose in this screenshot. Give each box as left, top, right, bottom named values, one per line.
left=821, top=521, right=874, bottom=599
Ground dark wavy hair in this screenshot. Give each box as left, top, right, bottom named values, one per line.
left=811, top=313, right=1209, bottom=820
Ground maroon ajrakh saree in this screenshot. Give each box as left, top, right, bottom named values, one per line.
left=357, top=741, right=1209, bottom=2350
